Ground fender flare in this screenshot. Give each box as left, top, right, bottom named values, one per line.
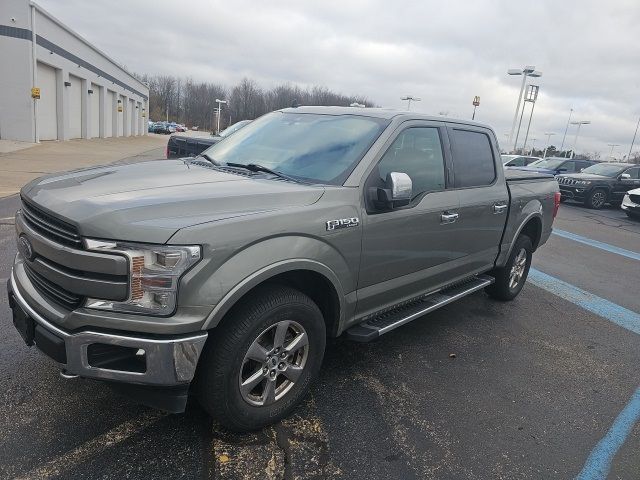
left=504, top=210, right=543, bottom=261
left=201, top=258, right=346, bottom=330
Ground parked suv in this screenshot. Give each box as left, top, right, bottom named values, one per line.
left=517, top=157, right=598, bottom=176
left=557, top=162, right=640, bottom=209
left=7, top=107, right=559, bottom=431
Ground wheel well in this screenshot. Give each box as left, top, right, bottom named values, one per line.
left=520, top=217, right=542, bottom=250
left=228, top=270, right=341, bottom=337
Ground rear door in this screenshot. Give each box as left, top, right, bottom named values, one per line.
left=446, top=124, right=510, bottom=274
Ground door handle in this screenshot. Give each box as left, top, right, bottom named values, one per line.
left=440, top=212, right=459, bottom=224
left=493, top=203, right=508, bottom=214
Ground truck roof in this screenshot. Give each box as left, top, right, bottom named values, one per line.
left=279, top=105, right=492, bottom=129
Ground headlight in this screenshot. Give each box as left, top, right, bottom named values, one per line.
left=84, top=239, right=201, bottom=315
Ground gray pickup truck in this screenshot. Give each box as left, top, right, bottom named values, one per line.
left=7, top=106, right=560, bottom=431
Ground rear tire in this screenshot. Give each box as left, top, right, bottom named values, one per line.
left=485, top=235, right=533, bottom=301
left=196, top=284, right=326, bottom=432
left=585, top=188, right=608, bottom=209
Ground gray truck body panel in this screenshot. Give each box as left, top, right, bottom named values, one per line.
left=10, top=106, right=558, bottom=389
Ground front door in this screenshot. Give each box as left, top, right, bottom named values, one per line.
left=357, top=122, right=462, bottom=319
left=612, top=166, right=640, bottom=201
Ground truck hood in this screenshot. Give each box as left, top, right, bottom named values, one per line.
left=21, top=160, right=325, bottom=243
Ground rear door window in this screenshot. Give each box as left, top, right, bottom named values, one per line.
left=561, top=161, right=577, bottom=173
left=450, top=129, right=496, bottom=188
left=624, top=167, right=640, bottom=179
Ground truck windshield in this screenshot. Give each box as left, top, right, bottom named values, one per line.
left=202, top=111, right=389, bottom=185
left=581, top=163, right=627, bottom=177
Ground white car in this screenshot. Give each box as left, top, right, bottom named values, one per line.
left=621, top=187, right=640, bottom=220
left=501, top=154, right=541, bottom=167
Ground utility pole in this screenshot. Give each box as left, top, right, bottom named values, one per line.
left=472, top=96, right=480, bottom=120
left=560, top=108, right=573, bottom=157
left=542, top=132, right=555, bottom=158
left=628, top=116, right=640, bottom=161
left=401, top=95, right=421, bottom=110
left=215, top=98, right=227, bottom=134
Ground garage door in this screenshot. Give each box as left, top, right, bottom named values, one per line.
left=130, top=99, right=136, bottom=136
left=68, top=74, right=82, bottom=139
left=90, top=83, right=100, bottom=138
left=36, top=62, right=58, bottom=140
left=105, top=90, right=114, bottom=137
left=117, top=95, right=124, bottom=137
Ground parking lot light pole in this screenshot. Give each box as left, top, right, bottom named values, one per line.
left=215, top=99, right=227, bottom=134
left=401, top=95, right=421, bottom=111
left=570, top=120, right=590, bottom=159
left=522, top=85, right=539, bottom=154
left=542, top=132, right=555, bottom=158
left=607, top=143, right=620, bottom=161
left=628, top=116, right=640, bottom=161
left=560, top=108, right=573, bottom=156
left=508, top=66, right=542, bottom=151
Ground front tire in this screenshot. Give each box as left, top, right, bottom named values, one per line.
left=585, top=188, right=608, bottom=209
left=485, top=235, right=533, bottom=301
left=196, top=285, right=326, bottom=432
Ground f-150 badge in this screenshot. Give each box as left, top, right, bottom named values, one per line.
left=326, top=217, right=359, bottom=231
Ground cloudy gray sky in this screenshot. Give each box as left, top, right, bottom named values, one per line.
left=39, top=0, right=640, bottom=157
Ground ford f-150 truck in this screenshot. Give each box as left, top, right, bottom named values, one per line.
left=7, top=106, right=560, bottom=431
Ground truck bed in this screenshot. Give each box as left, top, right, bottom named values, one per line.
left=504, top=168, right=555, bottom=182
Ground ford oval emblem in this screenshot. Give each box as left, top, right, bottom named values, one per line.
left=18, top=235, right=35, bottom=261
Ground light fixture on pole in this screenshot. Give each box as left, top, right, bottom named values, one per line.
left=472, top=96, right=480, bottom=120
left=560, top=108, right=573, bottom=157
left=607, top=143, right=620, bottom=161
left=401, top=95, right=421, bottom=110
left=542, top=132, right=555, bottom=158
left=628, top=116, right=640, bottom=161
left=570, top=120, right=590, bottom=158
left=507, top=66, right=542, bottom=151
left=529, top=138, right=537, bottom=156
left=215, top=98, right=227, bottom=134
left=522, top=85, right=540, bottom=153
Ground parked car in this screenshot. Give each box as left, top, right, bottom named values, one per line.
left=166, top=120, right=252, bottom=159
left=557, top=162, right=640, bottom=209
left=621, top=187, right=640, bottom=219
left=8, top=106, right=559, bottom=431
left=501, top=154, right=540, bottom=167
left=151, top=122, right=170, bottom=134
left=514, top=157, right=598, bottom=176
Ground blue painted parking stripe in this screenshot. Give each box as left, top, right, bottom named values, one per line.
left=552, top=229, right=640, bottom=262
left=576, top=387, right=640, bottom=480
left=528, top=269, right=640, bottom=478
left=528, top=269, right=640, bottom=335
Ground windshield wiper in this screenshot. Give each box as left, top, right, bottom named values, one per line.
left=195, top=153, right=221, bottom=165
left=224, top=163, right=303, bottom=183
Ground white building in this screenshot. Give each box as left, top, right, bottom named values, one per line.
left=0, top=0, right=148, bottom=143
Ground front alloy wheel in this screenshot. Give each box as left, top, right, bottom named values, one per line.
left=508, top=248, right=528, bottom=290
left=239, top=320, right=309, bottom=406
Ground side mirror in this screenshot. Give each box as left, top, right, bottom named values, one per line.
left=370, top=172, right=412, bottom=209
left=619, top=173, right=631, bottom=180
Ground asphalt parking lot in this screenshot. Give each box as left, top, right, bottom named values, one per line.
left=1, top=154, right=639, bottom=479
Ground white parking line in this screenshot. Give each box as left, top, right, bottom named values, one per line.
left=14, top=411, right=166, bottom=480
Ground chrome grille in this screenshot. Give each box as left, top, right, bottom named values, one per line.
left=558, top=177, right=577, bottom=185
left=24, top=263, right=83, bottom=310
left=20, top=198, right=82, bottom=248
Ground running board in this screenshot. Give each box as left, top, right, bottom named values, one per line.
left=346, top=274, right=494, bottom=342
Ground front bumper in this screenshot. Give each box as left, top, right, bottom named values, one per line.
left=8, top=271, right=207, bottom=387
left=559, top=185, right=588, bottom=201
left=621, top=195, right=640, bottom=213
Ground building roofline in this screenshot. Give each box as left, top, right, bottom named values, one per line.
left=30, top=1, right=147, bottom=92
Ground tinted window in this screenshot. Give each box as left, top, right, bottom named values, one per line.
left=451, top=129, right=496, bottom=187
left=376, top=127, right=445, bottom=196
left=506, top=157, right=526, bottom=166
left=561, top=161, right=577, bottom=173
left=624, top=167, right=640, bottom=179
left=525, top=157, right=538, bottom=165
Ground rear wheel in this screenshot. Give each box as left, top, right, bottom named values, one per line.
left=585, top=188, right=608, bottom=209
left=485, top=235, right=533, bottom=301
left=196, top=285, right=326, bottom=431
